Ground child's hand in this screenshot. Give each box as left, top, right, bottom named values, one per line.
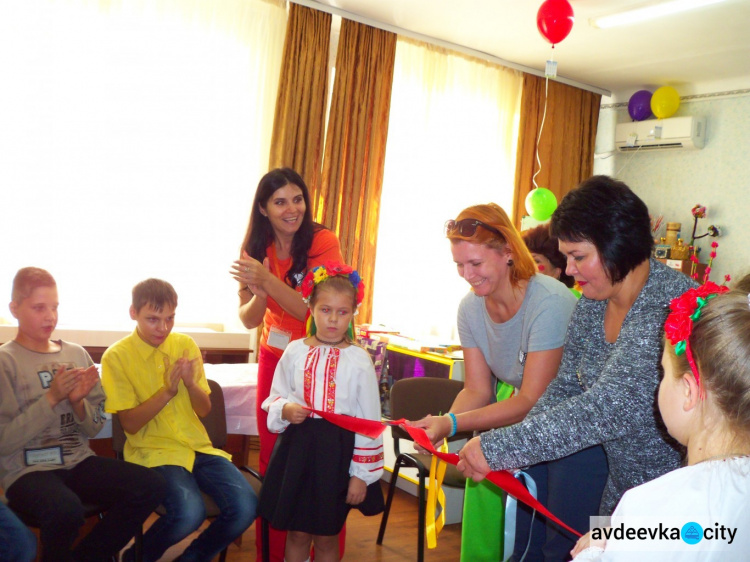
left=570, top=530, right=607, bottom=559
left=175, top=350, right=198, bottom=389
left=162, top=357, right=182, bottom=398
left=46, top=366, right=81, bottom=407
left=281, top=402, right=309, bottom=424
left=178, top=358, right=199, bottom=388
left=345, top=476, right=366, bottom=505
left=67, top=365, right=100, bottom=404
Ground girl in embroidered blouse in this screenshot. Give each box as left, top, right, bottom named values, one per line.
left=572, top=283, right=750, bottom=561
left=258, top=263, right=383, bottom=562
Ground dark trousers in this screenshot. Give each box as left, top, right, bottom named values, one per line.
left=512, top=445, right=609, bottom=562
left=6, top=455, right=165, bottom=562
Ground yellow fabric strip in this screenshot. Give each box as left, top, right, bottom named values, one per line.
left=425, top=443, right=448, bottom=549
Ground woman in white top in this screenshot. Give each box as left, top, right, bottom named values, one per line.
left=573, top=283, right=750, bottom=561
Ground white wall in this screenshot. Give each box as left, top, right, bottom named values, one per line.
left=594, top=94, right=750, bottom=286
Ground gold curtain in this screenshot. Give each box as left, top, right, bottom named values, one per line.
left=268, top=3, right=331, bottom=192
left=317, top=19, right=397, bottom=324
left=513, top=73, right=601, bottom=228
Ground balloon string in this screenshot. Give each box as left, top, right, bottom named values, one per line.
left=532, top=74, right=549, bottom=190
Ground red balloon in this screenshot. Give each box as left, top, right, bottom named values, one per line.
left=537, top=0, right=575, bottom=45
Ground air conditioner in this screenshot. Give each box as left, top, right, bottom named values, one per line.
left=615, top=116, right=706, bottom=152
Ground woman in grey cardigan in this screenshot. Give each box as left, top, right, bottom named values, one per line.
left=458, top=176, right=696, bottom=538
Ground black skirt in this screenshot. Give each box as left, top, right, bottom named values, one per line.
left=259, top=418, right=355, bottom=536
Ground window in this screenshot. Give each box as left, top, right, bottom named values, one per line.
left=372, top=39, right=522, bottom=340
left=0, top=0, right=287, bottom=331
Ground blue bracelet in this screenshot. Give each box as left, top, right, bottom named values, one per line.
left=446, top=412, right=457, bottom=438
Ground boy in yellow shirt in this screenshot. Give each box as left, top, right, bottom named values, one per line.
left=101, top=278, right=257, bottom=562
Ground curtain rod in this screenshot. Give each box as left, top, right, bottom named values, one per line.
left=289, top=0, right=611, bottom=97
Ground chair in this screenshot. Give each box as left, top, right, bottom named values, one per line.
left=4, top=495, right=118, bottom=562
left=112, top=379, right=269, bottom=562
left=376, top=377, right=471, bottom=562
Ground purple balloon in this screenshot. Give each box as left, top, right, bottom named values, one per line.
left=628, top=90, right=653, bottom=121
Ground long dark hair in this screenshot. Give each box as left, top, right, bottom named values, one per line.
left=241, top=168, right=324, bottom=288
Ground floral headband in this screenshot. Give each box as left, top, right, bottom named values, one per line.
left=300, top=261, right=365, bottom=309
left=664, top=281, right=729, bottom=393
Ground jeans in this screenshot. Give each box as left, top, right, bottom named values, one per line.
left=512, top=445, right=609, bottom=562
left=6, top=456, right=165, bottom=562
left=138, top=454, right=257, bottom=562
left=0, top=503, right=36, bottom=562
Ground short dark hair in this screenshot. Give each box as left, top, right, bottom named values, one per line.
left=12, top=267, right=56, bottom=303
left=550, top=175, right=653, bottom=283
left=132, top=278, right=178, bottom=313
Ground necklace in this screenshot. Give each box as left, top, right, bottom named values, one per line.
left=315, top=335, right=346, bottom=346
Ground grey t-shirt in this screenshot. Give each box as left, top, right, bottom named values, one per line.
left=457, top=274, right=577, bottom=389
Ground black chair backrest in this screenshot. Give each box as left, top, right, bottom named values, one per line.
left=389, top=377, right=468, bottom=443
left=203, top=379, right=227, bottom=449
left=112, top=379, right=227, bottom=454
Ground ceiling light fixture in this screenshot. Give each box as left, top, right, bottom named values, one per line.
left=590, top=0, right=727, bottom=29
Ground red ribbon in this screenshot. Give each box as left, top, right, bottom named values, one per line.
left=305, top=408, right=581, bottom=537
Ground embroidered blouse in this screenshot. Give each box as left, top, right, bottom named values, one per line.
left=262, top=339, right=384, bottom=484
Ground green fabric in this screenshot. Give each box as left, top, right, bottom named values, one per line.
left=460, top=477, right=506, bottom=561
left=459, top=380, right=515, bottom=561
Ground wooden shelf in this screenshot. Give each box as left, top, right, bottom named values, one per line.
left=657, top=258, right=706, bottom=280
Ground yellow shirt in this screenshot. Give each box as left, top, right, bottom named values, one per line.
left=101, top=330, right=231, bottom=471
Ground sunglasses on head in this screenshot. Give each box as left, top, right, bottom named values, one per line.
left=444, top=218, right=502, bottom=238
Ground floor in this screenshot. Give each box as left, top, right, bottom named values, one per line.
left=126, top=443, right=463, bottom=561
left=147, top=482, right=463, bottom=561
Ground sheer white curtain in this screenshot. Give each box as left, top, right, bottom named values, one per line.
left=0, top=0, right=287, bottom=331
left=371, top=39, right=522, bottom=341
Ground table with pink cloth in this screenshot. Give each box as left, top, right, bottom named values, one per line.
left=204, top=362, right=259, bottom=436
left=94, top=362, right=259, bottom=438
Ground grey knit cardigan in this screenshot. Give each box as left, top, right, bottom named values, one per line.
left=479, top=259, right=697, bottom=514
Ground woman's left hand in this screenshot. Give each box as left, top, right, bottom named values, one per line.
left=457, top=436, right=492, bottom=482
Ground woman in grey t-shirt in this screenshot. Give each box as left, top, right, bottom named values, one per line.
left=458, top=177, right=696, bottom=559
left=411, top=202, right=607, bottom=561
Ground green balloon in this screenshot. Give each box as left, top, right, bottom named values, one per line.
left=525, top=187, right=558, bottom=221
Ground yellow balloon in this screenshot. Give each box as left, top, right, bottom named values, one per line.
left=651, top=86, right=680, bottom=119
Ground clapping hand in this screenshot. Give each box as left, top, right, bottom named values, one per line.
left=67, top=365, right=100, bottom=405
left=230, top=252, right=272, bottom=298
left=163, top=350, right=198, bottom=397
left=162, top=356, right=182, bottom=398
left=47, top=365, right=82, bottom=407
